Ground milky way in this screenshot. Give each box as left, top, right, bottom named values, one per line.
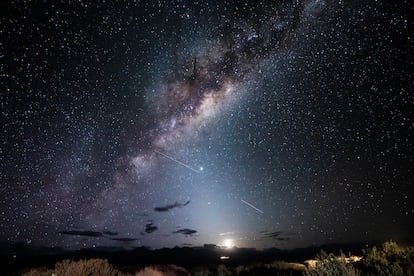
left=119, top=0, right=310, bottom=183
left=73, top=0, right=312, bottom=244
left=1, top=0, right=413, bottom=250
left=88, top=0, right=319, bottom=239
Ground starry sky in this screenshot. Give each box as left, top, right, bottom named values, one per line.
left=1, top=0, right=413, bottom=250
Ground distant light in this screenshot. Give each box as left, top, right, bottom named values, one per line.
left=199, top=166, right=204, bottom=171
left=220, top=256, right=230, bottom=260
left=223, top=239, right=234, bottom=249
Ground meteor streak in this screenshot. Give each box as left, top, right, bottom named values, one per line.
left=241, top=199, right=264, bottom=214
left=155, top=150, right=201, bottom=174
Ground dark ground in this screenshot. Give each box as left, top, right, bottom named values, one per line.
left=1, top=242, right=369, bottom=274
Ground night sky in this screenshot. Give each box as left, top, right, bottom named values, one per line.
left=1, top=0, right=413, bottom=250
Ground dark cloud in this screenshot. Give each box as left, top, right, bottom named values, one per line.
left=145, top=222, right=158, bottom=234
left=111, top=237, right=138, bottom=242
left=58, top=230, right=103, bottom=237
left=154, top=200, right=191, bottom=212
left=173, top=228, right=197, bottom=236
left=263, top=231, right=283, bottom=239
left=260, top=230, right=296, bottom=241
left=103, top=231, right=118, bottom=236
left=275, top=237, right=290, bottom=241
left=58, top=229, right=121, bottom=238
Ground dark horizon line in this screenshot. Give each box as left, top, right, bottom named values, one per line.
left=1, top=238, right=413, bottom=256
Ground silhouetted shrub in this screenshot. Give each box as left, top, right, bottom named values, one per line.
left=269, top=260, right=307, bottom=271
left=190, top=264, right=233, bottom=276
left=22, top=267, right=54, bottom=276
left=135, top=264, right=191, bottom=276
left=191, top=266, right=212, bottom=276
left=303, top=251, right=360, bottom=276
left=53, top=258, right=123, bottom=276
left=134, top=266, right=163, bottom=276
left=235, top=261, right=305, bottom=276
left=217, top=264, right=232, bottom=276
left=23, top=258, right=123, bottom=276
left=361, top=241, right=414, bottom=276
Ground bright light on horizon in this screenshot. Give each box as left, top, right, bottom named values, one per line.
left=223, top=239, right=235, bottom=249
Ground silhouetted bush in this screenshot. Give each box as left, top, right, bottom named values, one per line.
left=134, top=266, right=163, bottom=276
left=135, top=264, right=190, bottom=276
left=361, top=241, right=414, bottom=276
left=23, top=258, right=122, bottom=276
left=303, top=251, right=360, bottom=276
left=55, top=258, right=123, bottom=276
left=190, top=264, right=233, bottom=276
left=235, top=261, right=305, bottom=276
left=22, top=267, right=54, bottom=276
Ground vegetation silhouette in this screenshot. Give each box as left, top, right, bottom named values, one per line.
left=11, top=241, right=414, bottom=275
